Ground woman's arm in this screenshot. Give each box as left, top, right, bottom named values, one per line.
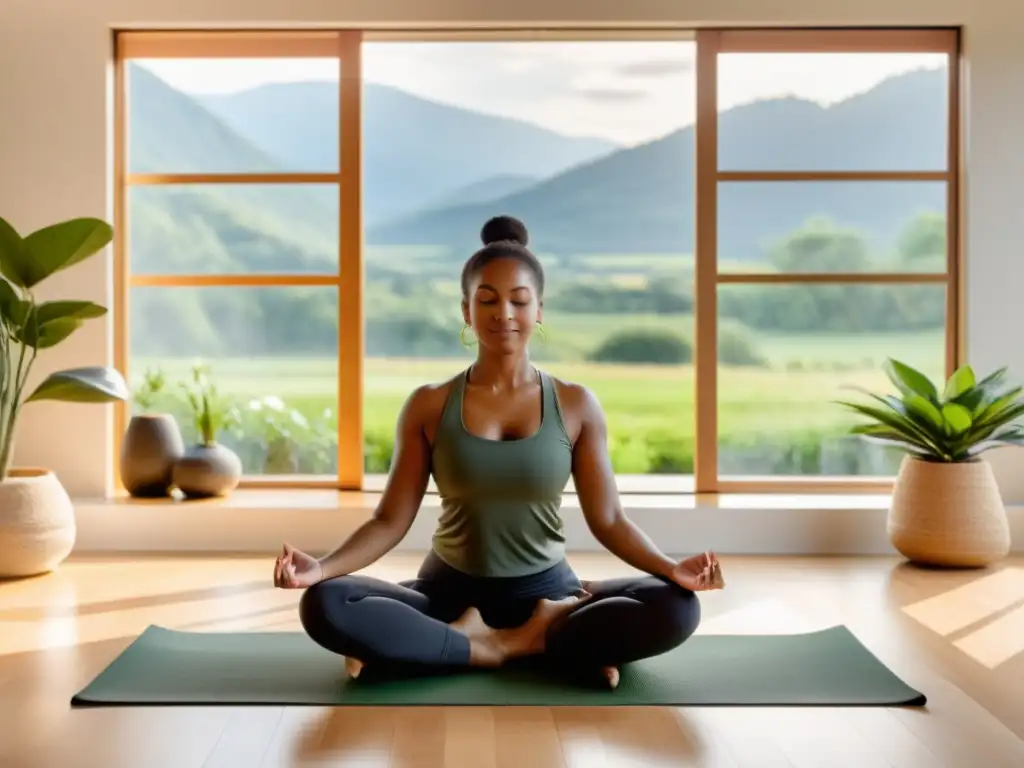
left=316, top=386, right=434, bottom=580
left=569, top=386, right=678, bottom=580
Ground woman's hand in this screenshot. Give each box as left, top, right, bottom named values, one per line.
left=671, top=551, right=725, bottom=592
left=273, top=543, right=324, bottom=589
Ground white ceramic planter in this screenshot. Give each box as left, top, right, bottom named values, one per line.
left=0, top=467, right=76, bottom=577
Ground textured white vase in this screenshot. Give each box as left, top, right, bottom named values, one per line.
left=889, top=456, right=1011, bottom=567
left=0, top=468, right=76, bottom=577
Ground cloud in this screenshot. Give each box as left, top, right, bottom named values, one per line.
left=616, top=58, right=695, bottom=78
left=576, top=87, right=647, bottom=103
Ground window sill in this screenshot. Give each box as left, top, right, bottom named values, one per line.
left=80, top=488, right=895, bottom=512
left=71, top=489, right=1024, bottom=556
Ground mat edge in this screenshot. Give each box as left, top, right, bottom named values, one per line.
left=69, top=698, right=929, bottom=708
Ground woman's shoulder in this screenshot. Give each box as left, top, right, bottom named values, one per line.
left=403, top=371, right=464, bottom=418
left=543, top=371, right=603, bottom=417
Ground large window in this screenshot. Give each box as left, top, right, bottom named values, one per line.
left=359, top=38, right=695, bottom=493
left=113, top=28, right=960, bottom=494
left=695, top=29, right=957, bottom=493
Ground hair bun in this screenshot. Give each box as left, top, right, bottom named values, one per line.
left=480, top=215, right=529, bottom=247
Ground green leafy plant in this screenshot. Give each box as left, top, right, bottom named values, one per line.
left=836, top=358, right=1024, bottom=462
left=133, top=367, right=168, bottom=413
left=0, top=215, right=129, bottom=479
left=181, top=362, right=239, bottom=446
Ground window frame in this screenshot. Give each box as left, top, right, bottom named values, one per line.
left=111, top=26, right=962, bottom=495
left=693, top=28, right=961, bottom=494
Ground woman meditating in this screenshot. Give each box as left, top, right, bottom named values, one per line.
left=273, top=215, right=724, bottom=688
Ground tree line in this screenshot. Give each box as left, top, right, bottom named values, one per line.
left=130, top=215, right=947, bottom=359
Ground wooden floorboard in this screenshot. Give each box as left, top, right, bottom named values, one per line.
left=2, top=553, right=1023, bottom=767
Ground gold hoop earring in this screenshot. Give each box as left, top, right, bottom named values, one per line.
left=460, top=324, right=476, bottom=347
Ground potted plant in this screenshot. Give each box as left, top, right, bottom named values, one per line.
left=837, top=358, right=1024, bottom=567
left=0, top=215, right=129, bottom=577
left=120, top=366, right=185, bottom=498
left=171, top=362, right=242, bottom=498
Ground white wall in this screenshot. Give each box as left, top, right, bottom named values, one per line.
left=1, top=0, right=1023, bottom=500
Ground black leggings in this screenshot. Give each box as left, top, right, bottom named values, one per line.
left=298, top=550, right=700, bottom=675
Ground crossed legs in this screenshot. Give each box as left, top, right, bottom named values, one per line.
left=298, top=570, right=700, bottom=683
left=545, top=575, right=701, bottom=671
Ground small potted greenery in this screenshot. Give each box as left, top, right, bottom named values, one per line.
left=837, top=358, right=1024, bottom=567
left=120, top=366, right=185, bottom=497
left=0, top=215, right=130, bottom=576
left=171, top=362, right=242, bottom=499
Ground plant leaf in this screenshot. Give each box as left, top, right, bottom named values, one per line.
left=13, top=300, right=107, bottom=348
left=883, top=358, right=939, bottom=403
left=869, top=392, right=948, bottom=449
left=904, top=393, right=945, bottom=430
left=0, top=216, right=30, bottom=288
left=885, top=394, right=953, bottom=448
left=33, top=300, right=107, bottom=324
left=942, top=365, right=976, bottom=402
left=836, top=400, right=945, bottom=456
left=24, top=366, right=129, bottom=403
left=974, top=386, right=1024, bottom=419
left=948, top=418, right=1014, bottom=458
left=850, top=423, right=935, bottom=454
left=0, top=277, right=20, bottom=322
left=18, top=317, right=84, bottom=349
left=941, top=402, right=972, bottom=435
left=954, top=367, right=1009, bottom=413
left=985, top=425, right=1024, bottom=442
left=966, top=428, right=1024, bottom=456
left=976, top=400, right=1024, bottom=431
left=18, top=218, right=113, bottom=288
left=858, top=434, right=937, bottom=458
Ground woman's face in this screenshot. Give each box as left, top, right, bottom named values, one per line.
left=463, top=257, right=542, bottom=354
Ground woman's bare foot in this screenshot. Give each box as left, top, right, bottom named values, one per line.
left=345, top=656, right=364, bottom=679
left=601, top=666, right=620, bottom=689
left=513, top=595, right=589, bottom=654
left=346, top=597, right=590, bottom=676
left=455, top=607, right=510, bottom=667
left=449, top=596, right=587, bottom=668
left=450, top=606, right=490, bottom=639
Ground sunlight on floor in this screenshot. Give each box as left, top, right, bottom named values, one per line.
left=901, top=567, right=1024, bottom=636
left=0, top=561, right=299, bottom=656
left=952, top=601, right=1024, bottom=669
left=900, top=566, right=1024, bottom=669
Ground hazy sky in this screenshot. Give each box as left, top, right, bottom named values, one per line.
left=142, top=41, right=945, bottom=146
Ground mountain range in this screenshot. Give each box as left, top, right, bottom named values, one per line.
left=130, top=66, right=617, bottom=224
left=126, top=61, right=947, bottom=276
left=368, top=68, right=948, bottom=258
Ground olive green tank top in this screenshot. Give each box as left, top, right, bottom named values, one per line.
left=430, top=367, right=574, bottom=577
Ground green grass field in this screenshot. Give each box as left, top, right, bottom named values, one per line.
left=133, top=329, right=943, bottom=476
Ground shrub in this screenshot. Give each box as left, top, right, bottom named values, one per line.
left=587, top=328, right=692, bottom=364
left=717, top=322, right=767, bottom=367
left=587, top=323, right=767, bottom=367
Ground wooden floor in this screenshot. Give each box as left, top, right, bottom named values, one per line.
left=2, top=553, right=1024, bottom=767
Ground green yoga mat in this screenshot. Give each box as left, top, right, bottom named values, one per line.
left=71, top=624, right=925, bottom=707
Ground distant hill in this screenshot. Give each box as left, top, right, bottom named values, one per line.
left=128, top=62, right=947, bottom=273
left=368, top=67, right=948, bottom=260
left=127, top=65, right=337, bottom=275
left=127, top=65, right=279, bottom=175
left=197, top=82, right=618, bottom=223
